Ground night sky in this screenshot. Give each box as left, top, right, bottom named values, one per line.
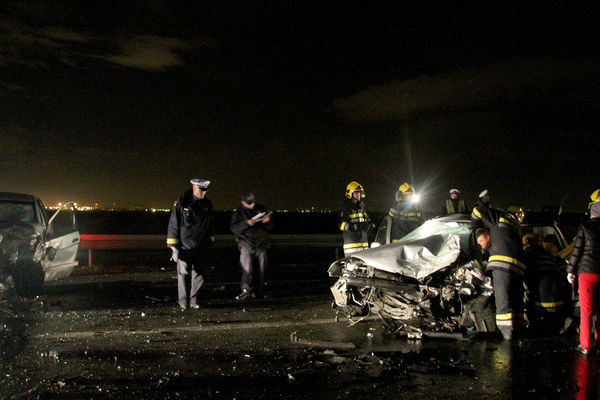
left=1, top=2, right=599, bottom=212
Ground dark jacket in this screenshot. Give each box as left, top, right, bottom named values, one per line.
left=166, top=189, right=214, bottom=250
left=230, top=203, right=273, bottom=248
left=339, top=198, right=370, bottom=252
left=470, top=199, right=491, bottom=231
left=568, top=218, right=600, bottom=275
left=389, top=199, right=423, bottom=241
left=478, top=207, right=525, bottom=276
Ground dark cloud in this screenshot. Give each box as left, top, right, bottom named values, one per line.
left=333, top=58, right=600, bottom=123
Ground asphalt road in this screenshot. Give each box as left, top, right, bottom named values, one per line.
left=1, top=267, right=599, bottom=399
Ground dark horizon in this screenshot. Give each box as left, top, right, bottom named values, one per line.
left=2, top=2, right=599, bottom=212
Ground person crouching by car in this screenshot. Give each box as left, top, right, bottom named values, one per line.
left=567, top=190, right=600, bottom=355
left=230, top=192, right=273, bottom=301
left=475, top=211, right=526, bottom=341
left=167, top=178, right=215, bottom=310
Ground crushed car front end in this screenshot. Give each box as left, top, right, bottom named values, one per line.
left=329, top=216, right=497, bottom=337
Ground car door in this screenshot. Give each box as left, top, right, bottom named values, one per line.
left=41, top=203, right=80, bottom=281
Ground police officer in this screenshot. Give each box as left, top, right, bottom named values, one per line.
left=470, top=189, right=492, bottom=230
left=474, top=208, right=526, bottom=340
left=167, top=178, right=214, bottom=310
left=339, top=182, right=371, bottom=256
left=441, top=188, right=468, bottom=215
left=230, top=192, right=273, bottom=300
left=389, top=183, right=423, bottom=242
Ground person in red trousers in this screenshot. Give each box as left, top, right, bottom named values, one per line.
left=567, top=189, right=600, bottom=355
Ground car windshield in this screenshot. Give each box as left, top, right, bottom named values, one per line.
left=0, top=201, right=35, bottom=224
left=400, top=219, right=470, bottom=241
left=399, top=219, right=474, bottom=259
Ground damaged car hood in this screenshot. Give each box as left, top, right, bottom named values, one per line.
left=330, top=233, right=462, bottom=281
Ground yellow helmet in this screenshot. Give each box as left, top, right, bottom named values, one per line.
left=345, top=181, right=365, bottom=199
left=590, top=189, right=600, bottom=205
left=507, top=206, right=525, bottom=223
left=397, top=182, right=415, bottom=194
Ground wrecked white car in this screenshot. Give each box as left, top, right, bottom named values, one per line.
left=0, top=192, right=79, bottom=295
left=329, top=213, right=572, bottom=338
left=329, top=215, right=497, bottom=338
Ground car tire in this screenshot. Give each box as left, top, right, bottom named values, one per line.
left=15, top=261, right=44, bottom=297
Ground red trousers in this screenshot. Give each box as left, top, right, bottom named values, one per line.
left=578, top=273, right=600, bottom=350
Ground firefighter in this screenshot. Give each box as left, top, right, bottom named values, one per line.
left=470, top=189, right=492, bottom=231
left=441, top=188, right=468, bottom=215
left=475, top=209, right=526, bottom=340
left=389, top=183, right=423, bottom=242
left=339, top=182, right=370, bottom=256
left=167, top=178, right=215, bottom=310
left=522, top=233, right=569, bottom=334
left=567, top=189, right=600, bottom=355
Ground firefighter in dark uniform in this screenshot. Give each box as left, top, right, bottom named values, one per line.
left=441, top=188, right=468, bottom=215
left=339, top=182, right=370, bottom=256
left=389, top=183, right=423, bottom=242
left=167, top=178, right=214, bottom=310
left=475, top=209, right=526, bottom=340
left=230, top=192, right=273, bottom=301
left=522, top=233, right=569, bottom=334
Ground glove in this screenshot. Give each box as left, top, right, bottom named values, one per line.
left=171, top=248, right=179, bottom=263
left=567, top=272, right=575, bottom=284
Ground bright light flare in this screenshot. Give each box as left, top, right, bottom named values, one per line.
left=412, top=194, right=421, bottom=203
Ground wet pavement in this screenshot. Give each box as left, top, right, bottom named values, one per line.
left=1, top=267, right=599, bottom=399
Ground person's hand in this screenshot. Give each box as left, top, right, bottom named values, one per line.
left=567, top=272, right=576, bottom=284
left=171, top=248, right=179, bottom=262
left=247, top=219, right=256, bottom=226
left=262, top=215, right=270, bottom=223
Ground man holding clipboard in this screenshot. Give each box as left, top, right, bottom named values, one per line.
left=230, top=192, right=273, bottom=300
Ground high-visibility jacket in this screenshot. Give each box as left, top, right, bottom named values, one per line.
left=442, top=198, right=467, bottom=215
left=339, top=198, right=369, bottom=255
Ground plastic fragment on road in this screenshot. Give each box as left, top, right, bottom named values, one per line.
left=289, top=331, right=355, bottom=350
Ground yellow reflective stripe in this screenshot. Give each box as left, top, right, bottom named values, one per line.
left=535, top=301, right=564, bottom=308
left=489, top=255, right=526, bottom=270
left=348, top=213, right=366, bottom=218
left=499, top=217, right=519, bottom=230
left=496, top=312, right=524, bottom=320
left=472, top=208, right=481, bottom=218
left=166, top=238, right=179, bottom=244
left=399, top=212, right=421, bottom=217
left=389, top=211, right=396, bottom=217
left=340, top=222, right=347, bottom=231
left=343, top=242, right=369, bottom=249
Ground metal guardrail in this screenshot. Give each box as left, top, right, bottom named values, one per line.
left=79, top=234, right=342, bottom=249
left=79, top=234, right=343, bottom=266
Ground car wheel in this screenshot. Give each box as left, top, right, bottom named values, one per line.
left=15, top=261, right=44, bottom=297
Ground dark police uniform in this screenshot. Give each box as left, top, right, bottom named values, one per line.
left=339, top=197, right=370, bottom=255
left=167, top=189, right=214, bottom=308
